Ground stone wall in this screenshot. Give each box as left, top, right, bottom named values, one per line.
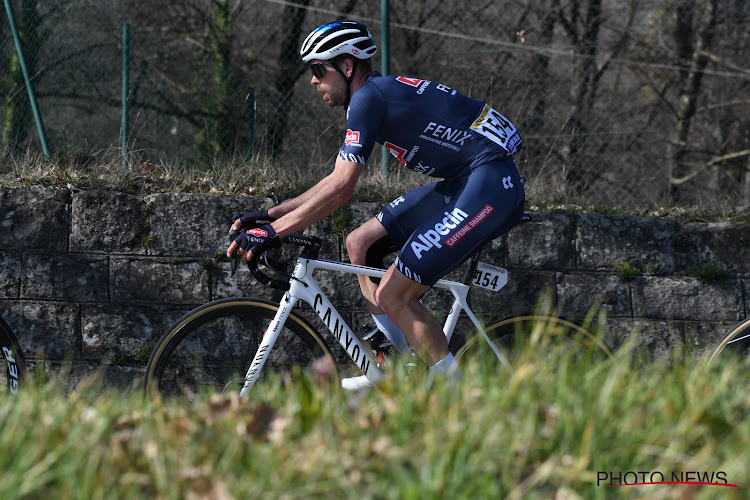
left=1, top=186, right=748, bottom=385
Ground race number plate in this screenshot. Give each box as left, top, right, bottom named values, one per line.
left=472, top=262, right=508, bottom=292
left=470, top=104, right=522, bottom=155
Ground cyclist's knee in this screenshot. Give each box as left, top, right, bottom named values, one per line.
left=374, top=283, right=395, bottom=314
left=375, top=270, right=425, bottom=316
left=345, top=230, right=367, bottom=264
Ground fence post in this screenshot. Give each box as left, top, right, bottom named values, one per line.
left=380, top=0, right=390, bottom=176
left=4, top=0, right=49, bottom=158
left=246, top=87, right=255, bottom=160
left=121, top=23, right=130, bottom=166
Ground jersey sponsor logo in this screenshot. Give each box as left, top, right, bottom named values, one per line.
left=412, top=161, right=435, bottom=175
left=410, top=208, right=469, bottom=260
left=338, top=150, right=366, bottom=165
left=247, top=228, right=268, bottom=237
left=445, top=205, right=495, bottom=247
left=396, top=76, right=426, bottom=87
left=384, top=142, right=408, bottom=165
left=396, top=76, right=431, bottom=94
left=502, top=176, right=514, bottom=189
left=423, top=122, right=473, bottom=146
left=435, top=83, right=457, bottom=95
left=345, top=129, right=361, bottom=147
left=405, top=145, right=419, bottom=163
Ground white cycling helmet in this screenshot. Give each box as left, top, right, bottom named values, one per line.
left=300, top=20, right=377, bottom=63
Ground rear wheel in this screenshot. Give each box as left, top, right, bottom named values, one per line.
left=707, top=319, right=750, bottom=366
left=144, top=298, right=336, bottom=400
left=456, top=315, right=612, bottom=370
left=0, top=317, right=24, bottom=397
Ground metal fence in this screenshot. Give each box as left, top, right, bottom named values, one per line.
left=2, top=0, right=749, bottom=210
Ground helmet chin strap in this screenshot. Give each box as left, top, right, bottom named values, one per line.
left=331, top=59, right=358, bottom=107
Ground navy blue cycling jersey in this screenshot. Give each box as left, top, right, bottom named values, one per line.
left=339, top=73, right=522, bottom=178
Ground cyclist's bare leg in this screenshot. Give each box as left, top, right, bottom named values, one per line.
left=345, top=217, right=389, bottom=314
left=375, top=266, right=449, bottom=366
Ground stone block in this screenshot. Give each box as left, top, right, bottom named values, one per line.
left=0, top=186, right=69, bottom=251
left=0, top=301, right=80, bottom=360
left=74, top=364, right=145, bottom=390
left=212, top=259, right=284, bottom=301
left=315, top=268, right=369, bottom=311
left=558, top=273, right=632, bottom=318
left=297, top=211, right=339, bottom=261
left=70, top=190, right=148, bottom=253
left=336, top=201, right=383, bottom=263
left=146, top=193, right=273, bottom=256
left=472, top=269, right=558, bottom=320
left=507, top=211, right=575, bottom=270
left=476, top=234, right=506, bottom=268
left=605, top=318, right=683, bottom=361
left=81, top=304, right=165, bottom=361
left=631, top=276, right=743, bottom=322
left=680, top=221, right=750, bottom=275
left=111, top=257, right=209, bottom=304
left=576, top=213, right=677, bottom=274
left=345, top=202, right=381, bottom=230
left=0, top=253, right=21, bottom=298
left=683, top=320, right=735, bottom=358
left=22, top=254, right=109, bottom=301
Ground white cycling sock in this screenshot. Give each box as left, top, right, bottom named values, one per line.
left=372, top=314, right=409, bottom=352
left=429, top=352, right=461, bottom=378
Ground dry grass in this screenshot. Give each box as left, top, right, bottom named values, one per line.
left=1, top=343, right=748, bottom=499
left=0, top=147, right=427, bottom=205
left=1, top=146, right=748, bottom=222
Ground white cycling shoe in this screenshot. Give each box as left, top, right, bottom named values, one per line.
left=341, top=375, right=374, bottom=390
left=341, top=328, right=393, bottom=391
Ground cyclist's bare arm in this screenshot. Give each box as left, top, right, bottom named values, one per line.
left=268, top=159, right=364, bottom=238
left=230, top=159, right=363, bottom=233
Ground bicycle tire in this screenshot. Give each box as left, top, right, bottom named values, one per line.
left=455, top=315, right=612, bottom=369
left=1, top=317, right=24, bottom=397
left=144, top=298, right=337, bottom=399
left=707, top=318, right=750, bottom=366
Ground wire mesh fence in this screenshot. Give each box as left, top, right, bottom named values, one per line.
left=2, top=0, right=749, bottom=210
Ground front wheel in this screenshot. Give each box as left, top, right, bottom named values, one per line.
left=1, top=317, right=25, bottom=397
left=456, top=315, right=612, bottom=370
left=144, top=298, right=337, bottom=400
left=707, top=319, right=750, bottom=366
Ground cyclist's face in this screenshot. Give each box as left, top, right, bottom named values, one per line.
left=309, top=59, right=347, bottom=107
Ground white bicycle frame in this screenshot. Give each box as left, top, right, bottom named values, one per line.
left=239, top=256, right=511, bottom=396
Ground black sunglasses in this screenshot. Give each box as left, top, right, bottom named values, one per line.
left=310, top=61, right=334, bottom=79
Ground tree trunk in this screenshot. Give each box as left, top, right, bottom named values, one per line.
left=667, top=0, right=719, bottom=201
left=561, top=0, right=603, bottom=192
left=268, top=0, right=310, bottom=158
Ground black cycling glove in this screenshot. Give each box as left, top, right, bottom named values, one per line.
left=233, top=224, right=281, bottom=259
left=238, top=210, right=274, bottom=227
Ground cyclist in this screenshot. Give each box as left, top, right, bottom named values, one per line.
left=227, top=19, right=525, bottom=388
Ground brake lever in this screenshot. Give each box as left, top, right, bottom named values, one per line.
left=228, top=229, right=241, bottom=277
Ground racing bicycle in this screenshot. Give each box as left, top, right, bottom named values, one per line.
left=143, top=216, right=614, bottom=399
left=708, top=318, right=750, bottom=365
left=1, top=316, right=24, bottom=398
